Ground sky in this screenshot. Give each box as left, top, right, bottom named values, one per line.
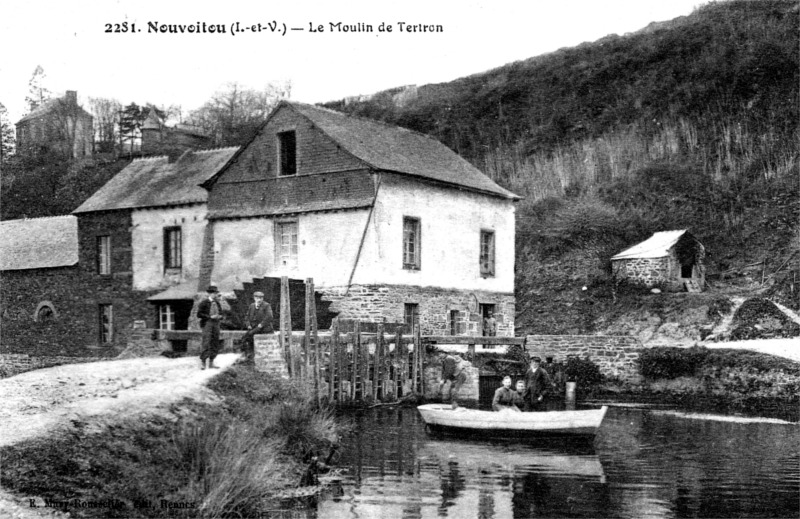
left=1, top=0, right=704, bottom=124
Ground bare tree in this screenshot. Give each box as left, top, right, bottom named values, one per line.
left=188, top=81, right=291, bottom=146
left=25, top=65, right=52, bottom=113
left=88, top=97, right=122, bottom=153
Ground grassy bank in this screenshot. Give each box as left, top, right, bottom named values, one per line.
left=0, top=365, right=343, bottom=518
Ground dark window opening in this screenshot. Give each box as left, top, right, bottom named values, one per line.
left=164, top=227, right=182, bottom=270
left=99, top=304, right=113, bottom=344
left=480, top=303, right=497, bottom=340
left=37, top=305, right=54, bottom=322
left=278, top=131, right=296, bottom=176
left=681, top=263, right=693, bottom=278
left=404, top=303, right=419, bottom=331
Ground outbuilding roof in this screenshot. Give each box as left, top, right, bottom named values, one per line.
left=0, top=216, right=78, bottom=271
left=73, top=147, right=239, bottom=213
left=611, top=229, right=690, bottom=260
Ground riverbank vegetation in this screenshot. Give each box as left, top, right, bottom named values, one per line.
left=0, top=366, right=343, bottom=518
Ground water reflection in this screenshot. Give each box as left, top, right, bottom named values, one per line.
left=318, top=406, right=800, bottom=518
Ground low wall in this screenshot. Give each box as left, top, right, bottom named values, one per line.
left=526, top=334, right=644, bottom=382
left=0, top=354, right=104, bottom=378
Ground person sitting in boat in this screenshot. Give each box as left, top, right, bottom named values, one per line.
left=522, top=356, right=552, bottom=412
left=492, top=376, right=522, bottom=412
left=513, top=380, right=527, bottom=409
left=438, top=353, right=469, bottom=404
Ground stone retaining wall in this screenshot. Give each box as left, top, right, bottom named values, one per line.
left=0, top=354, right=104, bottom=378
left=526, top=334, right=644, bottom=382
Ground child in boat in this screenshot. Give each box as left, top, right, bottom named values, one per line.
left=492, top=375, right=522, bottom=412
left=513, top=380, right=527, bottom=409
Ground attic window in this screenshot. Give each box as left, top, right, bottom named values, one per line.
left=278, top=131, right=296, bottom=176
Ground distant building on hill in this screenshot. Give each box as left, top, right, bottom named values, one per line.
left=611, top=229, right=705, bottom=292
left=15, top=91, right=93, bottom=159
left=141, top=108, right=211, bottom=156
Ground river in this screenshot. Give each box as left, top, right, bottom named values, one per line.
left=313, top=404, right=799, bottom=518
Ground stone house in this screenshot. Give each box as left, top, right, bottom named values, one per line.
left=69, top=147, right=239, bottom=351
left=611, top=229, right=705, bottom=291
left=15, top=91, right=93, bottom=159
left=201, top=101, right=520, bottom=335
left=141, top=108, right=211, bottom=157
left=0, top=216, right=90, bottom=356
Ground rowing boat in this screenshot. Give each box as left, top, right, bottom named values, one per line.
left=417, top=404, right=608, bottom=437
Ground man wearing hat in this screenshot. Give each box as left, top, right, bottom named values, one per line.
left=241, top=291, right=274, bottom=364
left=522, top=355, right=552, bottom=411
left=197, top=285, right=223, bottom=370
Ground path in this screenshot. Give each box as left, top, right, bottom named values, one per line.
left=0, top=353, right=239, bottom=518
left=704, top=338, right=800, bottom=363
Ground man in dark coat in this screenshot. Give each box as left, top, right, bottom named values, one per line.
left=241, top=291, right=274, bottom=364
left=197, top=285, right=223, bottom=370
left=522, top=356, right=552, bottom=411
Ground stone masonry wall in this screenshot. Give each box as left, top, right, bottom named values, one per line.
left=612, top=257, right=672, bottom=288
left=320, top=284, right=515, bottom=336
left=0, top=354, right=104, bottom=378
left=526, top=335, right=644, bottom=382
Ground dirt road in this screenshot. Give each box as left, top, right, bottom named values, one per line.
left=0, top=353, right=238, bottom=518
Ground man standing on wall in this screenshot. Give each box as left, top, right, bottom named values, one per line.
left=241, top=291, right=274, bottom=365
left=523, top=356, right=552, bottom=411
left=197, top=285, right=222, bottom=370
left=483, top=311, right=497, bottom=337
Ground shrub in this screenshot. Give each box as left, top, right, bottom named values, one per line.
left=171, top=418, right=289, bottom=518
left=563, top=357, right=603, bottom=389
left=639, top=346, right=708, bottom=380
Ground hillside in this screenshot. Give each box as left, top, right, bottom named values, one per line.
left=323, top=0, right=799, bottom=339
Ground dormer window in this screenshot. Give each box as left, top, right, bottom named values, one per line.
left=278, top=131, right=296, bottom=176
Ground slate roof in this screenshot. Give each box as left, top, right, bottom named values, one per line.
left=208, top=170, right=375, bottom=219
left=17, top=95, right=92, bottom=124
left=147, top=280, right=200, bottom=301
left=205, top=101, right=520, bottom=200
left=73, top=147, right=239, bottom=213
left=611, top=230, right=690, bottom=260
left=0, top=216, right=78, bottom=271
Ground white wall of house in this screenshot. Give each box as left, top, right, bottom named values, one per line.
left=354, top=174, right=515, bottom=292
left=131, top=205, right=207, bottom=291
left=210, top=210, right=370, bottom=293
left=209, top=174, right=516, bottom=294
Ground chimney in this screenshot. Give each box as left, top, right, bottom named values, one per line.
left=65, top=91, right=77, bottom=104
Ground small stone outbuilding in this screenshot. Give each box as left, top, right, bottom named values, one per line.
left=611, top=230, right=705, bottom=292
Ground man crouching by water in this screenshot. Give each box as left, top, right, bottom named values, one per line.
left=492, top=375, right=522, bottom=412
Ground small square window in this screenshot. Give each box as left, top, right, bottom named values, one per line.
left=159, top=304, right=176, bottom=331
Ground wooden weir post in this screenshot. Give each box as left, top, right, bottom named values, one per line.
left=351, top=322, right=360, bottom=402
left=415, top=323, right=424, bottom=396
left=279, top=276, right=293, bottom=376
left=339, top=322, right=348, bottom=401
left=398, top=328, right=409, bottom=396
left=373, top=322, right=384, bottom=401
left=304, top=278, right=319, bottom=405
left=361, top=326, right=370, bottom=400
left=329, top=320, right=338, bottom=403
left=411, top=322, right=419, bottom=394
left=384, top=327, right=394, bottom=401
